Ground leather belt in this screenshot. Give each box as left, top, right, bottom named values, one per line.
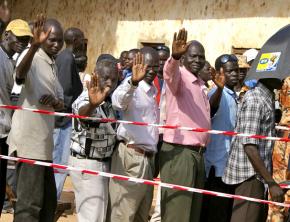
left=126, top=144, right=154, bottom=158
left=70, top=150, right=110, bottom=162
left=166, top=142, right=206, bottom=154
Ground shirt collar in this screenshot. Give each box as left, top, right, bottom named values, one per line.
left=0, top=45, right=12, bottom=59
left=224, top=86, right=236, bottom=95
left=181, top=65, right=205, bottom=85
left=139, top=80, right=157, bottom=94
left=37, top=48, right=54, bottom=65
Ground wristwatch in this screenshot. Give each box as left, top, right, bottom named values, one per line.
left=128, top=79, right=138, bottom=88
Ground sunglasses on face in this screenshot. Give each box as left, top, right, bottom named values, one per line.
left=220, top=54, right=238, bottom=64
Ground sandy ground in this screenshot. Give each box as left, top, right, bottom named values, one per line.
left=1, top=176, right=158, bottom=222
left=1, top=176, right=77, bottom=222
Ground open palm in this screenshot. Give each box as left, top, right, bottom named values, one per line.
left=87, top=74, right=109, bottom=107
left=131, top=53, right=148, bottom=85
left=32, top=14, right=51, bottom=46
left=172, top=28, right=190, bottom=60
left=211, top=67, right=226, bottom=89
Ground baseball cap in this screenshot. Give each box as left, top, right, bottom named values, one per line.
left=243, top=49, right=259, bottom=63
left=5, top=19, right=33, bottom=37
left=236, top=55, right=250, bottom=68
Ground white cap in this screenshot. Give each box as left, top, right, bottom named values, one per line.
left=243, top=49, right=259, bottom=63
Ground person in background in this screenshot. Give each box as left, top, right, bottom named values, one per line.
left=150, top=45, right=170, bottom=222
left=122, top=48, right=140, bottom=79
left=0, top=0, right=10, bottom=36
left=118, top=50, right=129, bottom=81
left=0, top=18, right=32, bottom=217
left=267, top=77, right=290, bottom=222
left=53, top=27, right=84, bottom=200
left=199, top=60, right=215, bottom=93
left=235, top=55, right=250, bottom=93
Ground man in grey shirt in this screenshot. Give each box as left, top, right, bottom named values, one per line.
left=7, top=17, right=64, bottom=222
left=0, top=19, right=32, bottom=216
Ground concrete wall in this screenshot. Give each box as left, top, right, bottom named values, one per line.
left=9, top=0, right=290, bottom=71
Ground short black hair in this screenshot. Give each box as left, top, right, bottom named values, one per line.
left=94, top=59, right=118, bottom=81
left=96, top=53, right=118, bottom=64
left=129, top=48, right=140, bottom=54
left=64, top=27, right=83, bottom=45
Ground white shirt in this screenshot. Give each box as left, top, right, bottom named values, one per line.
left=112, top=78, right=159, bottom=152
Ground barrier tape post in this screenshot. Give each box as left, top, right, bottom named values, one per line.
left=1, top=154, right=290, bottom=208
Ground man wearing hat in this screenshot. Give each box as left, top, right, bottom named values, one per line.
left=0, top=18, right=32, bottom=216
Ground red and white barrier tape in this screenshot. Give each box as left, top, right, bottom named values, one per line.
left=0, top=154, right=289, bottom=208
left=0, top=104, right=289, bottom=142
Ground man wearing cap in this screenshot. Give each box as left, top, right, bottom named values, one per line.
left=0, top=18, right=32, bottom=216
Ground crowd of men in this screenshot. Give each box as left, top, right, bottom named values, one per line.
left=0, top=2, right=290, bottom=222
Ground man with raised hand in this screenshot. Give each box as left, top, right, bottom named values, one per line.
left=109, top=48, right=159, bottom=222
left=160, top=28, right=211, bottom=222
left=7, top=15, right=64, bottom=222
left=70, top=59, right=118, bottom=222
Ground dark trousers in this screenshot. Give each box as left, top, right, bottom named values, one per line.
left=153, top=139, right=163, bottom=178
left=230, top=176, right=267, bottom=222
left=14, top=162, right=57, bottom=222
left=200, top=167, right=235, bottom=222
left=0, top=137, right=8, bottom=217
left=160, top=142, right=205, bottom=222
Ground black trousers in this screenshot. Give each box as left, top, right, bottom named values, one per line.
left=200, top=167, right=235, bottom=222
left=0, top=137, right=8, bottom=217
left=14, top=161, right=57, bottom=222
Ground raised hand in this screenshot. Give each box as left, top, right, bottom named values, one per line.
left=211, top=67, right=226, bottom=89
left=172, top=28, right=190, bottom=60
left=131, top=53, right=148, bottom=86
left=87, top=73, right=110, bottom=107
left=32, top=14, right=51, bottom=47
left=0, top=0, right=10, bottom=24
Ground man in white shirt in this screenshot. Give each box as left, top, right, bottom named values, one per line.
left=108, top=47, right=159, bottom=222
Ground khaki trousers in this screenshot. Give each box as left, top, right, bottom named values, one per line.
left=231, top=177, right=267, bottom=222
left=108, top=142, right=155, bottom=222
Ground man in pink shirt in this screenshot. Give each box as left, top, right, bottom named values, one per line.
left=160, top=28, right=211, bottom=222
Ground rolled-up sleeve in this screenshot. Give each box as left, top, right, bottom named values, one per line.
left=72, top=90, right=89, bottom=115
left=241, top=98, right=262, bottom=146
left=163, top=57, right=181, bottom=95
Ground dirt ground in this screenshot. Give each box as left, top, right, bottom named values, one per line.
left=1, top=176, right=158, bottom=222
left=1, top=176, right=77, bottom=222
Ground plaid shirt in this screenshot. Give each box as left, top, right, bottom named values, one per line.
left=222, top=82, right=275, bottom=185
